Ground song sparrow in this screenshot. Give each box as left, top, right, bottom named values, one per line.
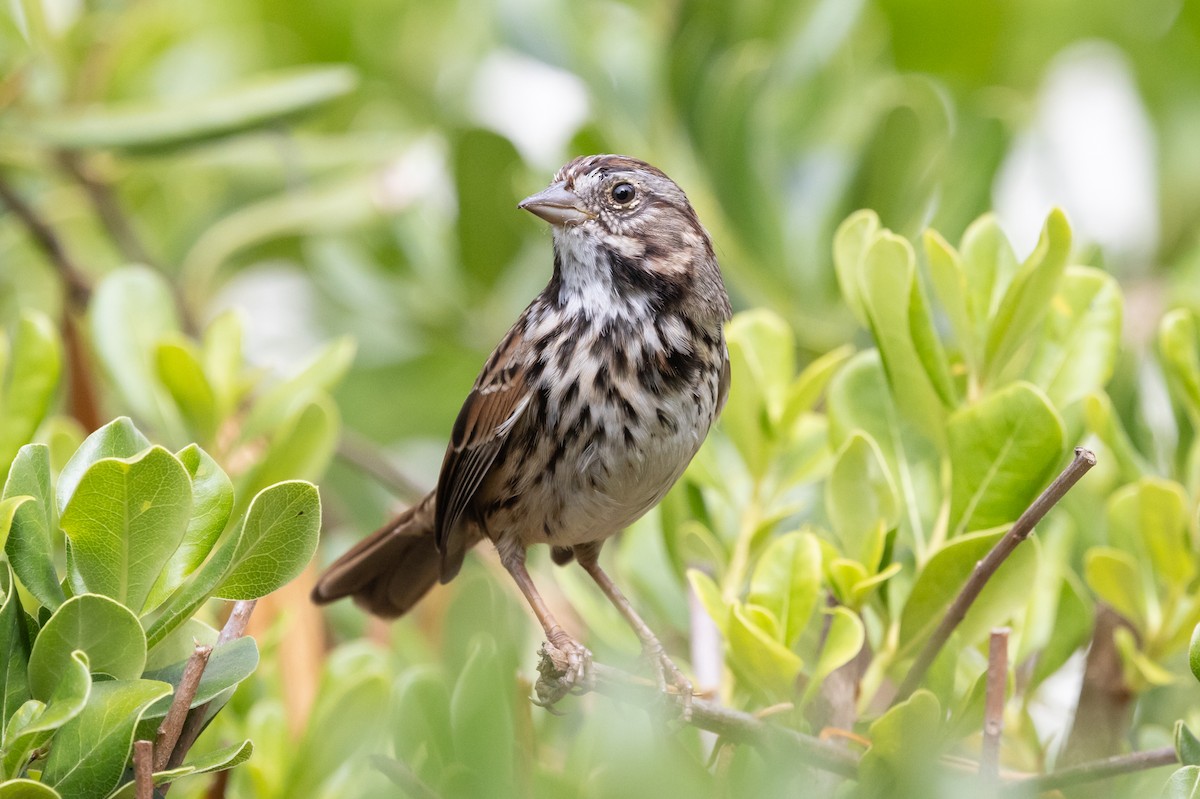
left=313, top=154, right=731, bottom=707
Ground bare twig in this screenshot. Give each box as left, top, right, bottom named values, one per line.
left=55, top=150, right=156, bottom=267
left=167, top=601, right=258, bottom=773
left=335, top=432, right=427, bottom=502
left=154, top=643, right=213, bottom=770
left=980, top=628, right=1009, bottom=783
left=133, top=740, right=154, bottom=799
left=0, top=173, right=92, bottom=308
left=1002, top=746, right=1177, bottom=795
left=895, top=448, right=1096, bottom=701
left=537, top=656, right=860, bottom=779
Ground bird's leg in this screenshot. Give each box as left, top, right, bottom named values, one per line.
left=498, top=546, right=592, bottom=706
left=574, top=543, right=694, bottom=719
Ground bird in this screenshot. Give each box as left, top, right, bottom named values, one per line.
left=312, top=154, right=731, bottom=706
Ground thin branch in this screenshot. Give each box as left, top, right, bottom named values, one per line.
left=980, top=628, right=1009, bottom=783
left=167, top=601, right=257, bottom=773
left=1002, top=747, right=1177, bottom=795
left=540, top=657, right=860, bottom=779
left=55, top=150, right=156, bottom=267
left=336, top=432, right=427, bottom=503
left=154, top=643, right=213, bottom=770
left=133, top=740, right=154, bottom=799
left=0, top=173, right=92, bottom=308
left=895, top=448, right=1096, bottom=701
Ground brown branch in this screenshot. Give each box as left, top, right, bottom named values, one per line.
left=335, top=432, right=427, bottom=503
left=1002, top=746, right=1177, bottom=795
left=1059, top=604, right=1136, bottom=766
left=895, top=448, right=1096, bottom=702
left=540, top=657, right=860, bottom=779
left=55, top=151, right=156, bottom=268
left=154, top=643, right=213, bottom=771
left=980, top=628, right=1009, bottom=783
left=166, top=601, right=257, bottom=773
left=133, top=739, right=154, bottom=799
left=0, top=173, right=92, bottom=308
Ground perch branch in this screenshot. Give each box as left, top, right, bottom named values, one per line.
left=0, top=173, right=92, bottom=308
left=1002, top=746, right=1177, bottom=795
left=166, top=601, right=258, bottom=774
left=895, top=448, right=1096, bottom=701
left=980, top=628, right=1009, bottom=784
left=133, top=740, right=154, bottom=799
left=536, top=655, right=860, bottom=778
left=154, top=643, right=213, bottom=770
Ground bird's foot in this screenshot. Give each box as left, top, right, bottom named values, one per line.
left=533, top=636, right=593, bottom=710
left=644, top=642, right=694, bottom=722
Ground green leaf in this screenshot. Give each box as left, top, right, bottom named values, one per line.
left=983, top=208, right=1072, bottom=383
left=237, top=397, right=339, bottom=501
left=390, top=666, right=454, bottom=776
left=239, top=336, right=356, bottom=442
left=279, top=643, right=388, bottom=795
left=0, top=559, right=32, bottom=725
left=142, top=637, right=258, bottom=719
left=686, top=569, right=727, bottom=636
left=833, top=210, right=880, bottom=326
left=56, top=418, right=151, bottom=513
left=1161, top=766, right=1200, bottom=799
left=1115, top=627, right=1175, bottom=687
left=27, top=594, right=146, bottom=701
left=960, top=213, right=1019, bottom=331
left=453, top=128, right=525, bottom=289
left=201, top=311, right=245, bottom=420
left=103, top=740, right=254, bottom=799
left=1191, top=623, right=1200, bottom=684
left=826, top=433, right=898, bottom=569
left=1084, top=392, right=1152, bottom=482
left=155, top=337, right=218, bottom=443
left=723, top=310, right=796, bottom=476
left=1160, top=309, right=1200, bottom=421
left=3, top=651, right=91, bottom=779
left=29, top=65, right=358, bottom=152
left=923, top=229, right=978, bottom=373
left=448, top=635, right=514, bottom=789
left=900, top=529, right=1039, bottom=651
left=858, top=232, right=951, bottom=446
left=0, top=780, right=61, bottom=798
left=40, top=679, right=172, bottom=799
left=747, top=531, right=821, bottom=647
left=0, top=312, right=61, bottom=485
left=780, top=345, right=854, bottom=429
left=858, top=690, right=943, bottom=796
left=727, top=602, right=803, bottom=699
left=2, top=445, right=63, bottom=608
left=1084, top=547, right=1146, bottom=628
left=215, top=480, right=321, bottom=600
left=90, top=269, right=185, bottom=443
left=1108, top=478, right=1193, bottom=588
left=827, top=350, right=939, bottom=555
left=1026, top=266, right=1122, bottom=407
left=947, top=381, right=1065, bottom=536
left=143, top=445, right=233, bottom=611
left=60, top=446, right=193, bottom=614
left=1177, top=721, right=1200, bottom=767
left=802, top=607, right=864, bottom=705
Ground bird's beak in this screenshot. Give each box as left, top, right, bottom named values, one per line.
left=518, top=182, right=594, bottom=226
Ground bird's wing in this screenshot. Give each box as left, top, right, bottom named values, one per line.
left=434, top=327, right=532, bottom=576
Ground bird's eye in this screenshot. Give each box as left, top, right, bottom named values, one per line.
left=610, top=182, right=636, bottom=204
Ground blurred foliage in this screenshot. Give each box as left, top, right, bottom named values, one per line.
left=4, top=0, right=1200, bottom=797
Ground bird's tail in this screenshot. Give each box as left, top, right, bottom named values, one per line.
left=311, top=492, right=454, bottom=618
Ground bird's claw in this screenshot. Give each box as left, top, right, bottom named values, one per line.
left=644, top=643, right=694, bottom=722
left=533, top=637, right=593, bottom=709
